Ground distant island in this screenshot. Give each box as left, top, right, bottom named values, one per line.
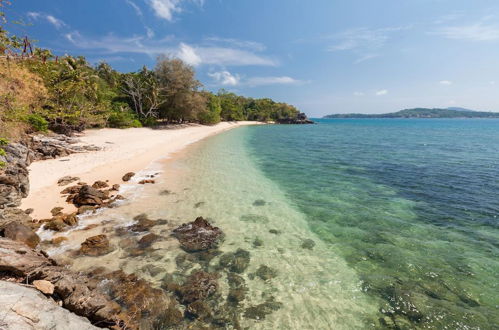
left=323, top=108, right=499, bottom=119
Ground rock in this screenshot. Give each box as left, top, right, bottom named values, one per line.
left=77, top=205, right=95, bottom=215
left=57, top=176, right=80, bottom=186
left=128, top=213, right=156, bottom=232
left=0, top=238, right=53, bottom=277
left=141, top=264, right=165, bottom=277
left=0, top=281, right=100, bottom=330
left=62, top=213, right=78, bottom=226
left=72, top=185, right=107, bottom=207
left=240, top=214, right=269, bottom=223
left=30, top=134, right=100, bottom=159
left=0, top=208, right=37, bottom=230
left=1, top=221, right=40, bottom=248
left=244, top=297, right=283, bottom=320
left=138, top=179, right=155, bottom=184
left=111, top=184, right=120, bottom=191
left=50, top=207, right=64, bottom=216
left=301, top=239, right=316, bottom=250
left=269, top=229, right=281, bottom=235
left=227, top=273, right=247, bottom=305
left=160, top=189, right=172, bottom=195
left=253, top=238, right=263, bottom=247
left=51, top=237, right=68, bottom=245
left=91, top=180, right=109, bottom=189
left=276, top=112, right=315, bottom=124
left=0, top=142, right=32, bottom=209
left=138, top=233, right=161, bottom=248
left=43, top=218, right=67, bottom=232
left=79, top=235, right=114, bottom=256
left=176, top=271, right=218, bottom=305
left=33, top=279, right=55, bottom=295
left=60, top=185, right=81, bottom=195
left=219, top=249, right=251, bottom=274
left=24, top=208, right=34, bottom=215
left=173, top=217, right=223, bottom=252
left=186, top=300, right=212, bottom=319
left=252, top=199, right=266, bottom=206
left=256, top=265, right=277, bottom=280
left=122, top=172, right=135, bottom=182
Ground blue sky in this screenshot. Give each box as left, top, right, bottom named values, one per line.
left=5, top=0, right=499, bottom=116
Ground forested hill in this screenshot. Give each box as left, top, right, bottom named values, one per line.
left=323, top=108, right=499, bottom=119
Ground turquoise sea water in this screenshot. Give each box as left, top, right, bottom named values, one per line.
left=246, top=119, right=499, bottom=329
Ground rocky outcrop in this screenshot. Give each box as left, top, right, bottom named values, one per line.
left=79, top=234, right=114, bottom=256
left=29, top=134, right=100, bottom=160
left=173, top=217, right=223, bottom=252
left=0, top=142, right=32, bottom=210
left=0, top=280, right=100, bottom=330
left=276, top=112, right=315, bottom=124
left=1, top=221, right=40, bottom=248
left=72, top=185, right=108, bottom=207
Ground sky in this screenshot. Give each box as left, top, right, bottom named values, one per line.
left=5, top=0, right=499, bottom=116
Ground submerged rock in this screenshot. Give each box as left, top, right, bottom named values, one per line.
left=256, top=265, right=277, bottom=281
left=253, top=238, right=264, bottom=247
left=227, top=273, right=247, bottom=305
left=301, top=239, right=316, bottom=250
left=244, top=297, right=283, bottom=320
left=138, top=233, right=161, bottom=248
left=240, top=214, right=269, bottom=223
left=173, top=217, right=223, bottom=252
left=219, top=249, right=251, bottom=274
left=176, top=271, right=218, bottom=305
left=79, top=234, right=114, bottom=256
left=122, top=172, right=135, bottom=182
left=252, top=199, right=266, bottom=206
left=128, top=213, right=156, bottom=232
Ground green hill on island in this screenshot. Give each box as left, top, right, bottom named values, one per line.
left=323, top=108, right=499, bottom=118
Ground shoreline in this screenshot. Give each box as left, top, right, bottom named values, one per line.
left=21, top=121, right=262, bottom=219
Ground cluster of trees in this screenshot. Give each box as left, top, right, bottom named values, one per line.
left=0, top=2, right=301, bottom=138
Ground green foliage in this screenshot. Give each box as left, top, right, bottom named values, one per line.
left=0, top=160, right=5, bottom=168
left=26, top=113, right=48, bottom=132
left=108, top=111, right=142, bottom=128
left=0, top=148, right=5, bottom=156
left=198, top=93, right=221, bottom=125
left=0, top=137, right=9, bottom=146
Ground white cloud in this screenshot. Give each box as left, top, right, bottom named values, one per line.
left=353, top=91, right=364, bottom=96
left=147, top=0, right=204, bottom=21
left=246, top=76, right=302, bottom=87
left=375, top=89, right=388, bottom=96
left=208, top=71, right=240, bottom=86
left=328, top=26, right=409, bottom=52
left=435, top=22, right=499, bottom=41
left=145, top=26, right=155, bottom=39
left=354, top=54, right=379, bottom=64
left=439, top=80, right=452, bottom=85
left=177, top=43, right=202, bottom=66
left=204, top=37, right=266, bottom=51
left=27, top=12, right=66, bottom=29
left=64, top=32, right=277, bottom=67
left=126, top=0, right=143, bottom=17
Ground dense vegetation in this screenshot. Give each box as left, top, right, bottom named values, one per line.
left=324, top=108, right=499, bottom=119
left=0, top=1, right=301, bottom=140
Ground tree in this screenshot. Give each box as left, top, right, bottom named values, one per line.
left=155, top=56, right=203, bottom=123
left=198, top=93, right=221, bottom=124
left=121, top=66, right=161, bottom=119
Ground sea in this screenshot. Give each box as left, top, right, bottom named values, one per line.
left=46, top=118, right=499, bottom=329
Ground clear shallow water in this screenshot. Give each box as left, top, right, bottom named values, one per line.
left=47, top=120, right=499, bottom=329
left=247, top=119, right=499, bottom=329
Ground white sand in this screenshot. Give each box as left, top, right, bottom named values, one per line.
left=21, top=122, right=261, bottom=219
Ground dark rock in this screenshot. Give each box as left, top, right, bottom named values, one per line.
left=79, top=235, right=114, bottom=256
left=176, top=271, right=218, bottom=304
left=138, top=179, right=155, bottom=184
left=240, top=214, right=269, bottom=223
left=0, top=142, right=32, bottom=209
left=73, top=185, right=107, bottom=207
left=128, top=214, right=156, bottom=232
left=77, top=205, right=95, bottom=215
left=50, top=207, right=64, bottom=216
left=173, top=217, right=223, bottom=252
left=24, top=208, right=34, bottom=215
left=43, top=218, right=67, bottom=232
left=141, top=264, right=164, bottom=277
left=91, top=180, right=109, bottom=189
left=186, top=300, right=212, bottom=319
left=60, top=184, right=82, bottom=195
left=227, top=273, right=247, bottom=305
left=253, top=238, right=263, bottom=247
left=194, top=201, right=205, bottom=208
left=276, top=112, right=315, bottom=124
left=269, top=229, right=281, bottom=235
left=57, top=176, right=79, bottom=186
left=219, top=249, right=250, bottom=273
left=1, top=221, right=40, bottom=248
left=138, top=233, right=161, bottom=248
left=301, top=239, right=316, bottom=250
left=160, top=189, right=172, bottom=196
left=256, top=265, right=277, bottom=280
left=244, top=297, right=283, bottom=320
left=122, top=172, right=135, bottom=182
left=252, top=199, right=266, bottom=206
left=111, top=184, right=120, bottom=191
left=62, top=212, right=78, bottom=226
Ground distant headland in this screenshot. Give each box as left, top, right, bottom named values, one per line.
left=323, top=107, right=499, bottom=119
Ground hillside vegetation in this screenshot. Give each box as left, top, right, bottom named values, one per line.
left=0, top=2, right=301, bottom=141
left=323, top=108, right=499, bottom=119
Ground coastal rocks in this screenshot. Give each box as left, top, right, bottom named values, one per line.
left=0, top=281, right=100, bottom=330
left=128, top=213, right=157, bottom=232
left=138, top=233, right=161, bottom=248
left=138, top=179, right=155, bottom=184
left=33, top=279, right=55, bottom=295
left=0, top=142, right=32, bottom=209
left=72, top=185, right=108, bottom=207
left=0, top=238, right=53, bottom=277
left=176, top=271, right=219, bottom=305
left=42, top=212, right=79, bottom=232
left=173, top=217, right=223, bottom=252
left=91, top=180, right=108, bottom=189
left=276, top=112, right=315, bottom=124
left=219, top=249, right=251, bottom=274
left=122, top=172, right=135, bottom=182
left=227, top=273, right=248, bottom=305
left=57, top=175, right=80, bottom=186
left=79, top=234, right=114, bottom=256
left=29, top=134, right=100, bottom=160
left=1, top=221, right=40, bottom=248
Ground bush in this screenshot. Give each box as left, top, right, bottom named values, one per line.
left=107, top=111, right=142, bottom=128
left=0, top=138, right=8, bottom=146
left=26, top=114, right=48, bottom=132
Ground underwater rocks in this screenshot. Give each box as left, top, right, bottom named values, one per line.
left=227, top=273, right=248, bottom=305
left=301, top=238, right=316, bottom=250
left=79, top=234, right=114, bottom=256
left=138, top=233, right=161, bottom=248
left=244, top=297, right=283, bottom=320
left=219, top=249, right=251, bottom=274
left=255, top=265, right=278, bottom=281
left=252, top=199, right=266, bottom=206
left=127, top=213, right=157, bottom=232
left=173, top=217, right=223, bottom=252
left=176, top=271, right=219, bottom=305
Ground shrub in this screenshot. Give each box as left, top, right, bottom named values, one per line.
left=107, top=111, right=142, bottom=128
left=0, top=137, right=8, bottom=146
left=26, top=114, right=48, bottom=132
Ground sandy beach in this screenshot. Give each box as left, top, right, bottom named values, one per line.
left=21, top=121, right=261, bottom=219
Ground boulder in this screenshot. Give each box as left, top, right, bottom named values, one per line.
left=0, top=238, right=53, bottom=277
left=91, top=180, right=108, bottom=189
left=0, top=281, right=100, bottom=330
left=79, top=235, right=114, bottom=256
left=173, top=217, right=223, bottom=252
left=50, top=207, right=64, bottom=216
left=33, top=279, right=55, bottom=295
left=255, top=265, right=277, bottom=280
left=72, top=185, right=107, bottom=207
left=138, top=233, right=161, bottom=248
left=219, top=249, right=251, bottom=274
left=1, top=221, right=40, bottom=248
left=127, top=214, right=156, bottom=232
left=57, top=176, right=80, bottom=186
left=176, top=271, right=218, bottom=305
left=122, top=172, right=135, bottom=182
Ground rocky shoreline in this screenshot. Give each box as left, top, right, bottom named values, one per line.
left=0, top=132, right=289, bottom=329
